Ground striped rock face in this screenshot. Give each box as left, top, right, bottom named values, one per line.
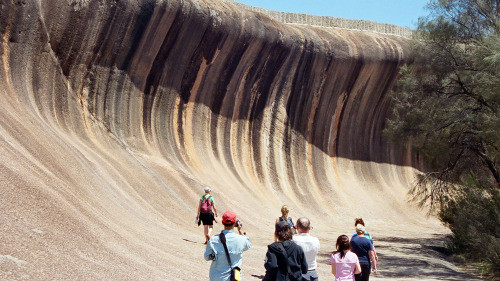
left=0, top=1, right=453, bottom=280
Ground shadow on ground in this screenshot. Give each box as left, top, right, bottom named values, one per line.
left=317, top=235, right=484, bottom=280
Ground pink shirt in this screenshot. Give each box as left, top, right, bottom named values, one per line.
left=330, top=251, right=359, bottom=281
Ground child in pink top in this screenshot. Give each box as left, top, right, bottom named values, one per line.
left=330, top=235, right=361, bottom=281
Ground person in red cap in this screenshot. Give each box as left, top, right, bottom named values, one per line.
left=204, top=211, right=251, bottom=281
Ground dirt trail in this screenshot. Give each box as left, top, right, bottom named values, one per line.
left=192, top=221, right=484, bottom=280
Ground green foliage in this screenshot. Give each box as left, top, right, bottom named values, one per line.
left=384, top=0, right=500, bottom=276
left=439, top=180, right=500, bottom=275
left=386, top=0, right=500, bottom=195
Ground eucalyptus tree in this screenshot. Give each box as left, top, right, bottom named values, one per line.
left=386, top=0, right=500, bottom=204
left=385, top=0, right=500, bottom=273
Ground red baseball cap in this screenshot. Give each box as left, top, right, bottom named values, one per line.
left=222, top=211, right=237, bottom=224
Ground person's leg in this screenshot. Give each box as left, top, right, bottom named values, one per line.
left=359, top=263, right=371, bottom=281
left=200, top=213, right=208, bottom=243
left=206, top=212, right=215, bottom=242
left=204, top=225, right=209, bottom=243
left=207, top=225, right=213, bottom=240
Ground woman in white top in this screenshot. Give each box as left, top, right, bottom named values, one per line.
left=330, top=234, right=361, bottom=281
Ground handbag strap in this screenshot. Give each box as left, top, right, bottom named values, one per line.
left=220, top=231, right=233, bottom=269
left=277, top=242, right=293, bottom=275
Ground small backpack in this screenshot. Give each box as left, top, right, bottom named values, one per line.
left=200, top=195, right=212, bottom=214
left=279, top=216, right=294, bottom=229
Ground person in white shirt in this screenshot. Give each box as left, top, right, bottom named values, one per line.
left=293, top=217, right=320, bottom=281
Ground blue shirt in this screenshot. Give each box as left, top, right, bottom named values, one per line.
left=352, top=231, right=373, bottom=242
left=350, top=235, right=374, bottom=264
left=204, top=230, right=251, bottom=281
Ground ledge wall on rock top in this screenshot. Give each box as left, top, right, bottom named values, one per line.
left=225, top=0, right=413, bottom=38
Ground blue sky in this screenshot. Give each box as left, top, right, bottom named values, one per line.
left=235, top=0, right=430, bottom=29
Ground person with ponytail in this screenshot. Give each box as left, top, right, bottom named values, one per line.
left=275, top=205, right=296, bottom=235
left=330, top=235, right=361, bottom=281
left=352, top=218, right=378, bottom=262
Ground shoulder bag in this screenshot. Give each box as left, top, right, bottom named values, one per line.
left=220, top=232, right=241, bottom=281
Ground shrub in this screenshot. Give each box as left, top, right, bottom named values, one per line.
left=439, top=180, right=500, bottom=276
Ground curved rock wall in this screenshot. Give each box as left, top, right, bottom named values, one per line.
left=0, top=0, right=433, bottom=279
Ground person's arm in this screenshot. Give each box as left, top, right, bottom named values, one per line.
left=243, top=236, right=251, bottom=251
left=289, top=218, right=296, bottom=234
left=369, top=235, right=379, bottom=262
left=263, top=249, right=278, bottom=281
left=211, top=199, right=217, bottom=217
left=236, top=220, right=243, bottom=235
left=331, top=263, right=336, bottom=276
left=204, top=242, right=215, bottom=261
left=354, top=262, right=362, bottom=274
left=369, top=250, right=377, bottom=273
left=300, top=249, right=308, bottom=274
left=264, top=248, right=276, bottom=270
left=329, top=254, right=337, bottom=276
left=196, top=200, right=201, bottom=220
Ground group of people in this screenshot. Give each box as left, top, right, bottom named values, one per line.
left=197, top=188, right=378, bottom=281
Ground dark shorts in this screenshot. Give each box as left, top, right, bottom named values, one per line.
left=355, top=263, right=371, bottom=281
left=199, top=212, right=214, bottom=226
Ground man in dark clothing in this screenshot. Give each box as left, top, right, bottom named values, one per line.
left=350, top=224, right=377, bottom=281
left=263, top=221, right=308, bottom=281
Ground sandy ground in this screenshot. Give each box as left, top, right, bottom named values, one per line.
left=191, top=219, right=486, bottom=281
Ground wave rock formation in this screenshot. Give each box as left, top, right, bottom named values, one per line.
left=0, top=0, right=450, bottom=280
